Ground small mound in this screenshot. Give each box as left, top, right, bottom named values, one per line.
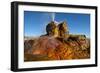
left=24, top=36, right=90, bottom=61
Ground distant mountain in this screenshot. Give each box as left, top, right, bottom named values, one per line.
left=24, top=36, right=39, bottom=40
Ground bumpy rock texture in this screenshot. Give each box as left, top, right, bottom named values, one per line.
left=24, top=21, right=90, bottom=61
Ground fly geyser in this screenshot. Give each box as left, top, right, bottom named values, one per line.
left=24, top=21, right=90, bottom=61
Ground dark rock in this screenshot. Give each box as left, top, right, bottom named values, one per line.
left=46, top=21, right=58, bottom=37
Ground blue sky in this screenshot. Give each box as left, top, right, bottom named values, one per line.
left=24, top=11, right=90, bottom=37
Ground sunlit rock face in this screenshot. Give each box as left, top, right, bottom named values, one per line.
left=58, top=21, right=69, bottom=37
left=46, top=21, right=59, bottom=37
left=45, top=21, right=69, bottom=38
left=24, top=21, right=90, bottom=61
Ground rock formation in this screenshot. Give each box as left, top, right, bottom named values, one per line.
left=46, top=21, right=58, bottom=37
left=24, top=21, right=90, bottom=61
